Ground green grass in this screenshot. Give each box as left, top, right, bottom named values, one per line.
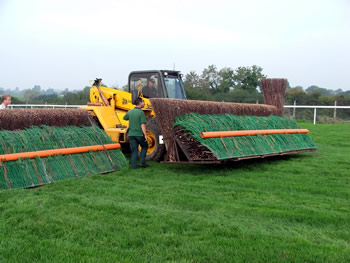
left=1, top=123, right=350, bottom=262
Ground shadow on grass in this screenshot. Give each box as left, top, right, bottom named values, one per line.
left=155, top=152, right=316, bottom=176
left=121, top=145, right=317, bottom=177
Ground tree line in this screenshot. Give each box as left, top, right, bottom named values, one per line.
left=182, top=65, right=350, bottom=121
left=0, top=86, right=91, bottom=105
left=183, top=65, right=350, bottom=104
left=2, top=65, right=349, bottom=121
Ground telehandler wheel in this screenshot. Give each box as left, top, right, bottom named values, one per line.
left=140, top=118, right=166, bottom=162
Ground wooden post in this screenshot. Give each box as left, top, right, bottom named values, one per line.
left=293, top=100, right=296, bottom=119
left=334, top=101, right=337, bottom=122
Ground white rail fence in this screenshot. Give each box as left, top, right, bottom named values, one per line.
left=9, top=104, right=84, bottom=109
left=8, top=103, right=350, bottom=125
left=284, top=105, right=350, bottom=124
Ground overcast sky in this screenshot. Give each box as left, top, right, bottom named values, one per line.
left=1, top=0, right=349, bottom=91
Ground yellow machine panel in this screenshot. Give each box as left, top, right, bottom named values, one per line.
left=82, top=84, right=155, bottom=144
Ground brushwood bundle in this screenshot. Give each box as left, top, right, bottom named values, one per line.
left=0, top=108, right=92, bottom=130
left=261, top=78, right=288, bottom=116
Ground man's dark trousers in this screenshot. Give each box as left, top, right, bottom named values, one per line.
left=129, top=136, right=148, bottom=169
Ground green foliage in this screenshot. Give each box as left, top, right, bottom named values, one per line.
left=23, top=89, right=40, bottom=103
left=0, top=124, right=349, bottom=262
left=285, top=88, right=307, bottom=104
left=213, top=88, right=264, bottom=103
left=233, top=65, right=266, bottom=91
left=201, top=64, right=221, bottom=91
left=185, top=65, right=266, bottom=100
left=306, top=85, right=334, bottom=96
left=10, top=96, right=24, bottom=104
left=64, top=86, right=91, bottom=104
left=184, top=71, right=200, bottom=89
left=32, top=85, right=41, bottom=93
left=184, top=86, right=212, bottom=101
left=217, top=67, right=234, bottom=93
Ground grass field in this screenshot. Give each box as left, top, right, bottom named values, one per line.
left=1, top=123, right=349, bottom=262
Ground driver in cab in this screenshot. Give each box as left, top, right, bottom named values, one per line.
left=142, top=78, right=157, bottom=98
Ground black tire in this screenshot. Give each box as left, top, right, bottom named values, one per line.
left=144, top=118, right=166, bottom=161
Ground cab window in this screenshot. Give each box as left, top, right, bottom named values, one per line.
left=129, top=73, right=163, bottom=98
left=164, top=76, right=186, bottom=99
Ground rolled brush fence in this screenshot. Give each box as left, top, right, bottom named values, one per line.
left=0, top=125, right=127, bottom=190
left=150, top=98, right=279, bottom=162
left=173, top=113, right=317, bottom=162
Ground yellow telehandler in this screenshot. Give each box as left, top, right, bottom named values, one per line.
left=81, top=70, right=187, bottom=161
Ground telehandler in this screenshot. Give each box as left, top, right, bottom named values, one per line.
left=80, top=70, right=317, bottom=164
left=81, top=70, right=187, bottom=161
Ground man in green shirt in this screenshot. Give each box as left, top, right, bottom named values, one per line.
left=123, top=97, right=149, bottom=169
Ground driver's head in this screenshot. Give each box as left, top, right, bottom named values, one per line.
left=148, top=78, right=155, bottom=88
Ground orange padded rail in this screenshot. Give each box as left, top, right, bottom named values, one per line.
left=0, top=144, right=121, bottom=162
left=200, top=129, right=309, bottom=138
